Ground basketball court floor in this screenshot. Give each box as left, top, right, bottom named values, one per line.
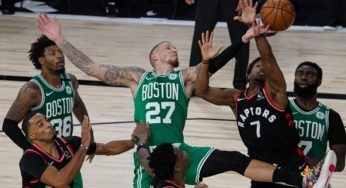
left=0, top=12, right=345, bottom=187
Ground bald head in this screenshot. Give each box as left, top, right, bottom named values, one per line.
left=149, top=41, right=169, bottom=66
left=148, top=41, right=179, bottom=70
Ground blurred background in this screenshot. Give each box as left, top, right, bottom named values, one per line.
left=1, top=0, right=346, bottom=27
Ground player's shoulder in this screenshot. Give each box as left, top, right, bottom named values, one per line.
left=21, top=148, right=42, bottom=161
left=19, top=81, right=41, bottom=97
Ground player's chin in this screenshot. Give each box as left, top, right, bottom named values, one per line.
left=257, top=75, right=266, bottom=81
left=57, top=68, right=66, bottom=74
left=171, top=60, right=179, bottom=68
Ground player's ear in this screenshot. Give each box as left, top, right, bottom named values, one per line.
left=38, top=57, right=45, bottom=66
left=152, top=53, right=159, bottom=62
left=28, top=130, right=36, bottom=140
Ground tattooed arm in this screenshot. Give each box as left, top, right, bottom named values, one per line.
left=57, top=39, right=145, bottom=89
left=36, top=13, right=146, bottom=93
left=3, top=82, right=41, bottom=149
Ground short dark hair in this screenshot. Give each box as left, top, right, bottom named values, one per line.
left=28, top=35, right=56, bottom=70
left=295, top=61, right=323, bottom=80
left=148, top=143, right=177, bottom=181
left=149, top=41, right=169, bottom=65
left=246, top=57, right=261, bottom=79
left=22, top=111, right=39, bottom=136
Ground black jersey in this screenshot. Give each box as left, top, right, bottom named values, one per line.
left=20, top=137, right=80, bottom=188
left=236, top=86, right=301, bottom=164
left=153, top=180, right=184, bottom=188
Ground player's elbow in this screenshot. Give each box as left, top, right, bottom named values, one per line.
left=194, top=87, right=207, bottom=98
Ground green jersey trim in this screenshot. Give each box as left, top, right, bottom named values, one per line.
left=37, top=74, right=66, bottom=92
left=290, top=99, right=324, bottom=115
left=133, top=71, right=149, bottom=100
left=178, top=71, right=188, bottom=99
left=195, top=148, right=215, bottom=183
left=30, top=79, right=45, bottom=111
left=289, top=99, right=330, bottom=131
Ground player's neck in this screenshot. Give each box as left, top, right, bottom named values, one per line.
left=171, top=172, right=185, bottom=187
left=154, top=62, right=174, bottom=75
left=246, top=84, right=262, bottom=96
left=41, top=71, right=62, bottom=88
left=247, top=79, right=264, bottom=95
left=154, top=68, right=174, bottom=75
left=34, top=139, right=60, bottom=159
left=295, top=96, right=318, bottom=111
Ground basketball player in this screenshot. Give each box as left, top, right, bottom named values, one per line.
left=2, top=35, right=92, bottom=187
left=290, top=61, right=346, bottom=171
left=194, top=25, right=337, bottom=187
left=148, top=142, right=208, bottom=188
left=20, top=112, right=133, bottom=188
left=194, top=2, right=333, bottom=188
left=133, top=120, right=208, bottom=188
left=35, top=10, right=332, bottom=187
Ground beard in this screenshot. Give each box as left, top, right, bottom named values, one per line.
left=57, top=68, right=66, bottom=74
left=254, top=78, right=265, bottom=85
left=294, top=81, right=319, bottom=99
left=170, top=59, right=179, bottom=68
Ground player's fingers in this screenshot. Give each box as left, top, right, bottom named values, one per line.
left=201, top=32, right=205, bottom=44
left=209, top=32, right=214, bottom=45
left=205, top=30, right=210, bottom=43
left=254, top=2, right=258, bottom=9
left=233, top=16, right=241, bottom=21
left=198, top=40, right=202, bottom=48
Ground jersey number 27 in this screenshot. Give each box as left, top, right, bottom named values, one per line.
left=146, top=102, right=175, bottom=124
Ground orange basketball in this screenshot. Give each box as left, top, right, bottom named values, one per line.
left=260, top=0, right=295, bottom=31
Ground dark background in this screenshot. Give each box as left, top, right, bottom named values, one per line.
left=2, top=0, right=346, bottom=26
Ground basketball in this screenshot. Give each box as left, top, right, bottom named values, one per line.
left=260, top=0, right=295, bottom=31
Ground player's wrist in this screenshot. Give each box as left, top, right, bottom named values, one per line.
left=201, top=59, right=209, bottom=64
left=80, top=144, right=89, bottom=151
left=136, top=143, right=149, bottom=153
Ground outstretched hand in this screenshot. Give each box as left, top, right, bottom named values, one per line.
left=198, top=31, right=222, bottom=62
left=81, top=115, right=92, bottom=148
left=242, top=21, right=275, bottom=43
left=234, top=0, right=257, bottom=26
left=36, top=13, right=63, bottom=43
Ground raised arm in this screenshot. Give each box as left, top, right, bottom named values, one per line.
left=195, top=61, right=239, bottom=108
left=204, top=0, right=258, bottom=75
left=36, top=13, right=145, bottom=92
left=183, top=2, right=263, bottom=97
left=193, top=31, right=239, bottom=107
left=194, top=25, right=267, bottom=109
left=255, top=34, right=287, bottom=108
left=2, top=83, right=40, bottom=150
